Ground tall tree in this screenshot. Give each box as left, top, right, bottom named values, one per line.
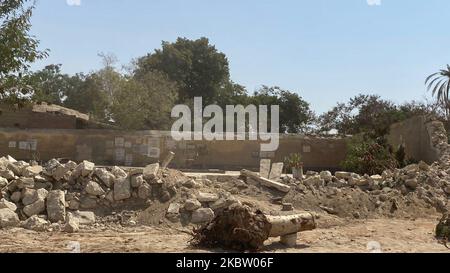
left=135, top=37, right=230, bottom=104
left=251, top=86, right=315, bottom=133
left=425, top=65, right=450, bottom=119
left=24, top=64, right=68, bottom=104
left=0, top=0, right=48, bottom=101
left=111, top=71, right=178, bottom=130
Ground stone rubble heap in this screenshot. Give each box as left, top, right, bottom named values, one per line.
left=0, top=154, right=244, bottom=232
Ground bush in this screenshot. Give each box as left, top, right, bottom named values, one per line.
left=341, top=134, right=397, bottom=175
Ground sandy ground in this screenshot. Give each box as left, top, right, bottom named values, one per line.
left=0, top=217, right=447, bottom=253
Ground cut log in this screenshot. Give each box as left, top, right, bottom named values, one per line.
left=241, top=169, right=291, bottom=193
left=266, top=212, right=316, bottom=237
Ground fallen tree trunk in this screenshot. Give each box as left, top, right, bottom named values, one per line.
left=266, top=213, right=316, bottom=237
left=241, top=169, right=291, bottom=193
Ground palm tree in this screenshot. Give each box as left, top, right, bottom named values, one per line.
left=426, top=65, right=450, bottom=118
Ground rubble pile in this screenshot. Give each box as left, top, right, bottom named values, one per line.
left=0, top=154, right=246, bottom=232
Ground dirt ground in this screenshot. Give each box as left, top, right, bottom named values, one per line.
left=0, top=216, right=447, bottom=253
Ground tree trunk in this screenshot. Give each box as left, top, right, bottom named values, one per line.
left=266, top=213, right=316, bottom=237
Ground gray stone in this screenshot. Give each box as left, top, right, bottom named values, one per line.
left=405, top=179, right=418, bottom=190
left=23, top=199, right=46, bottom=217
left=197, top=192, right=219, bottom=203
left=17, top=177, right=34, bottom=189
left=259, top=159, right=271, bottom=179
left=68, top=199, right=80, bottom=210
left=0, top=199, right=17, bottom=211
left=167, top=203, right=181, bottom=214
left=191, top=208, right=214, bottom=223
left=85, top=181, right=105, bottom=196
left=0, top=208, right=20, bottom=228
left=320, top=171, right=333, bottom=182
left=210, top=197, right=239, bottom=211
left=79, top=196, right=97, bottom=209
left=143, top=163, right=159, bottom=180
left=335, top=172, right=351, bottom=180
left=138, top=183, right=151, bottom=200
left=94, top=168, right=115, bottom=188
left=10, top=191, right=21, bottom=203
left=22, top=215, right=49, bottom=231
left=183, top=199, right=202, bottom=211
left=72, top=211, right=96, bottom=225
left=52, top=163, right=71, bottom=181
left=269, top=163, right=284, bottom=180
left=22, top=188, right=48, bottom=206
left=114, top=177, right=131, bottom=201
left=111, top=166, right=127, bottom=178
left=444, top=186, right=450, bottom=195
left=131, top=175, right=144, bottom=188
left=64, top=212, right=79, bottom=233
left=0, top=169, right=15, bottom=180
left=47, top=190, right=66, bottom=223
left=76, top=160, right=95, bottom=177
left=304, top=175, right=325, bottom=187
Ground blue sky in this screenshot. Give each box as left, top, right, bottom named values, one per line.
left=30, top=0, right=450, bottom=113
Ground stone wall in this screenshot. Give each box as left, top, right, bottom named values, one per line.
left=0, top=128, right=349, bottom=171
left=387, top=115, right=449, bottom=164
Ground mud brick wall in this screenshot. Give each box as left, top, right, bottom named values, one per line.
left=0, top=129, right=349, bottom=171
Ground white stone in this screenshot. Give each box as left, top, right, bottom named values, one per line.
left=197, top=192, right=219, bottom=203
left=320, top=171, right=333, bottom=182
left=0, top=199, right=17, bottom=211
left=143, top=163, right=159, bottom=180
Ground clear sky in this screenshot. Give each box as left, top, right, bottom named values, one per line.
left=29, top=0, right=450, bottom=113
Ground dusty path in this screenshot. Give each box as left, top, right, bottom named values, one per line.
left=0, top=218, right=447, bottom=253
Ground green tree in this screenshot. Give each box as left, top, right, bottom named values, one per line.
left=24, top=64, right=69, bottom=104
left=251, top=86, right=315, bottom=133
left=111, top=72, right=178, bottom=130
left=425, top=65, right=450, bottom=119
left=135, top=37, right=230, bottom=104
left=0, top=0, right=48, bottom=100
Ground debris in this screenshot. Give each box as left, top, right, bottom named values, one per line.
left=0, top=208, right=20, bottom=228
left=161, top=151, right=175, bottom=169
left=269, top=163, right=284, bottom=180
left=241, top=169, right=291, bottom=193
left=46, top=190, right=66, bottom=223
left=143, top=163, right=159, bottom=181
left=259, top=159, right=271, bottom=179
left=22, top=216, right=49, bottom=232
left=191, top=208, right=215, bottom=223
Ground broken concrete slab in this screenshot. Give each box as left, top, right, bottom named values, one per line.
left=0, top=199, right=17, bottom=211
left=241, top=169, right=291, bottom=193
left=259, top=159, right=271, bottom=179
left=269, top=163, right=284, bottom=180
